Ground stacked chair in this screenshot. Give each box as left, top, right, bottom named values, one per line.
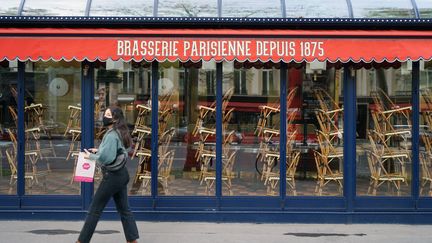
left=420, top=88, right=432, bottom=196
left=25, top=103, right=57, bottom=164
left=64, top=105, right=82, bottom=161
left=266, top=131, right=301, bottom=195
left=366, top=88, right=411, bottom=195
left=255, top=87, right=300, bottom=195
left=312, top=87, right=344, bottom=195
left=133, top=90, right=176, bottom=195
left=193, top=88, right=237, bottom=195
left=5, top=128, right=47, bottom=191
left=8, top=103, right=52, bottom=176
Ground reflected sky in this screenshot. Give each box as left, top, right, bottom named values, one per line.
left=0, top=0, right=423, bottom=19
left=222, top=0, right=281, bottom=18
left=416, top=0, right=432, bottom=18
left=158, top=0, right=217, bottom=17
left=22, top=0, right=87, bottom=16
left=286, top=0, right=349, bottom=18
left=0, top=0, right=20, bottom=15
left=351, top=0, right=415, bottom=18
left=90, top=0, right=153, bottom=16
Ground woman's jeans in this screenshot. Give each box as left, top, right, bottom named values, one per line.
left=78, top=166, right=139, bottom=243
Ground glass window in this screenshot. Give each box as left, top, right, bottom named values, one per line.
left=22, top=0, right=87, bottom=16
left=417, top=0, right=432, bottom=18
left=222, top=0, right=282, bottom=18
left=351, top=0, right=415, bottom=18
left=294, top=65, right=344, bottom=196
left=356, top=64, right=412, bottom=196
left=0, top=0, right=19, bottom=16
left=285, top=0, right=349, bottom=18
left=23, top=61, right=82, bottom=195
left=90, top=0, right=153, bottom=17
left=0, top=61, right=18, bottom=195
left=223, top=63, right=281, bottom=196
left=155, top=61, right=216, bottom=196
left=93, top=60, right=152, bottom=195
left=158, top=0, right=217, bottom=17
left=420, top=61, right=432, bottom=197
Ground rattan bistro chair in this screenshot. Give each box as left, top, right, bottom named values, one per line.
left=139, top=151, right=174, bottom=195
left=420, top=151, right=432, bottom=196
left=366, top=131, right=408, bottom=196
left=203, top=150, right=237, bottom=195
left=5, top=149, right=36, bottom=191
left=193, top=87, right=234, bottom=136
left=266, top=150, right=301, bottom=196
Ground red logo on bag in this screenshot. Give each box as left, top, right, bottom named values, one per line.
left=82, top=163, right=91, bottom=170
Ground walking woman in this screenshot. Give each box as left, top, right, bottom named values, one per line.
left=77, top=106, right=139, bottom=243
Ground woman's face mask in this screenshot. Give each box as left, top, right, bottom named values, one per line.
left=102, top=117, right=113, bottom=127
left=103, top=109, right=114, bottom=126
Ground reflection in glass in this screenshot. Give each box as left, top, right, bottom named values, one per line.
left=222, top=0, right=281, bottom=18
left=0, top=0, right=19, bottom=16
left=297, top=66, right=344, bottom=196
left=90, top=0, right=153, bottom=17
left=222, top=62, right=280, bottom=196
left=351, top=0, right=415, bottom=18
left=0, top=61, right=18, bottom=194
left=416, top=0, right=432, bottom=18
left=158, top=0, right=217, bottom=17
left=93, top=61, right=152, bottom=195
left=420, top=61, right=432, bottom=196
left=22, top=61, right=82, bottom=195
left=285, top=0, right=349, bottom=18
left=22, top=0, right=87, bottom=16
left=157, top=61, right=215, bottom=196
left=356, top=65, right=412, bottom=196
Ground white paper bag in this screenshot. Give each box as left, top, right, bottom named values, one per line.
left=74, top=152, right=96, bottom=182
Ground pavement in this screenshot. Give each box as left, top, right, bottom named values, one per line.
left=0, top=220, right=431, bottom=243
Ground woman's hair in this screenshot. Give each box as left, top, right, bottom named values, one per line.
left=109, top=106, right=132, bottom=148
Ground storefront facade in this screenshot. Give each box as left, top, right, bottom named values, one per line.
left=1, top=1, right=432, bottom=223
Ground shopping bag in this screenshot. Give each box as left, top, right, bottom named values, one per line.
left=73, top=152, right=96, bottom=182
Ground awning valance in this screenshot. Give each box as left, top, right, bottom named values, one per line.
left=1, top=28, right=432, bottom=63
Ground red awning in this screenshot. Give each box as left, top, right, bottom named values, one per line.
left=1, top=28, right=432, bottom=63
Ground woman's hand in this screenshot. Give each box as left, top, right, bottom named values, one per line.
left=87, top=148, right=98, bottom=153
left=83, top=149, right=92, bottom=159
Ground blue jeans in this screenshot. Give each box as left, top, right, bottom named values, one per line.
left=78, top=166, right=139, bottom=243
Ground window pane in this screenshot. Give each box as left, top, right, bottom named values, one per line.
left=24, top=61, right=82, bottom=195
left=90, top=0, right=153, bottom=17
left=417, top=0, right=432, bottom=18
left=285, top=0, right=349, bottom=18
left=222, top=0, right=282, bottom=18
left=296, top=66, right=344, bottom=196
left=0, top=61, right=18, bottom=195
left=0, top=0, right=19, bottom=16
left=93, top=60, right=152, bottom=195
left=356, top=65, right=412, bottom=196
left=351, top=0, right=415, bottom=18
left=22, top=0, right=87, bottom=16
left=156, top=61, right=216, bottom=196
left=224, top=63, right=280, bottom=196
left=158, top=0, right=217, bottom=17
left=420, top=61, right=432, bottom=197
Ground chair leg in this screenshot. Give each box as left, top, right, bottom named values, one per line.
left=428, top=181, right=432, bottom=196
left=396, top=181, right=401, bottom=196
left=162, top=180, right=169, bottom=195
left=420, top=180, right=425, bottom=196
left=317, top=179, right=324, bottom=196
left=291, top=180, right=297, bottom=196
left=372, top=180, right=378, bottom=196
left=367, top=179, right=374, bottom=195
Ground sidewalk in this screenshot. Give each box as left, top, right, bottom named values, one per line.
left=0, top=220, right=431, bottom=243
